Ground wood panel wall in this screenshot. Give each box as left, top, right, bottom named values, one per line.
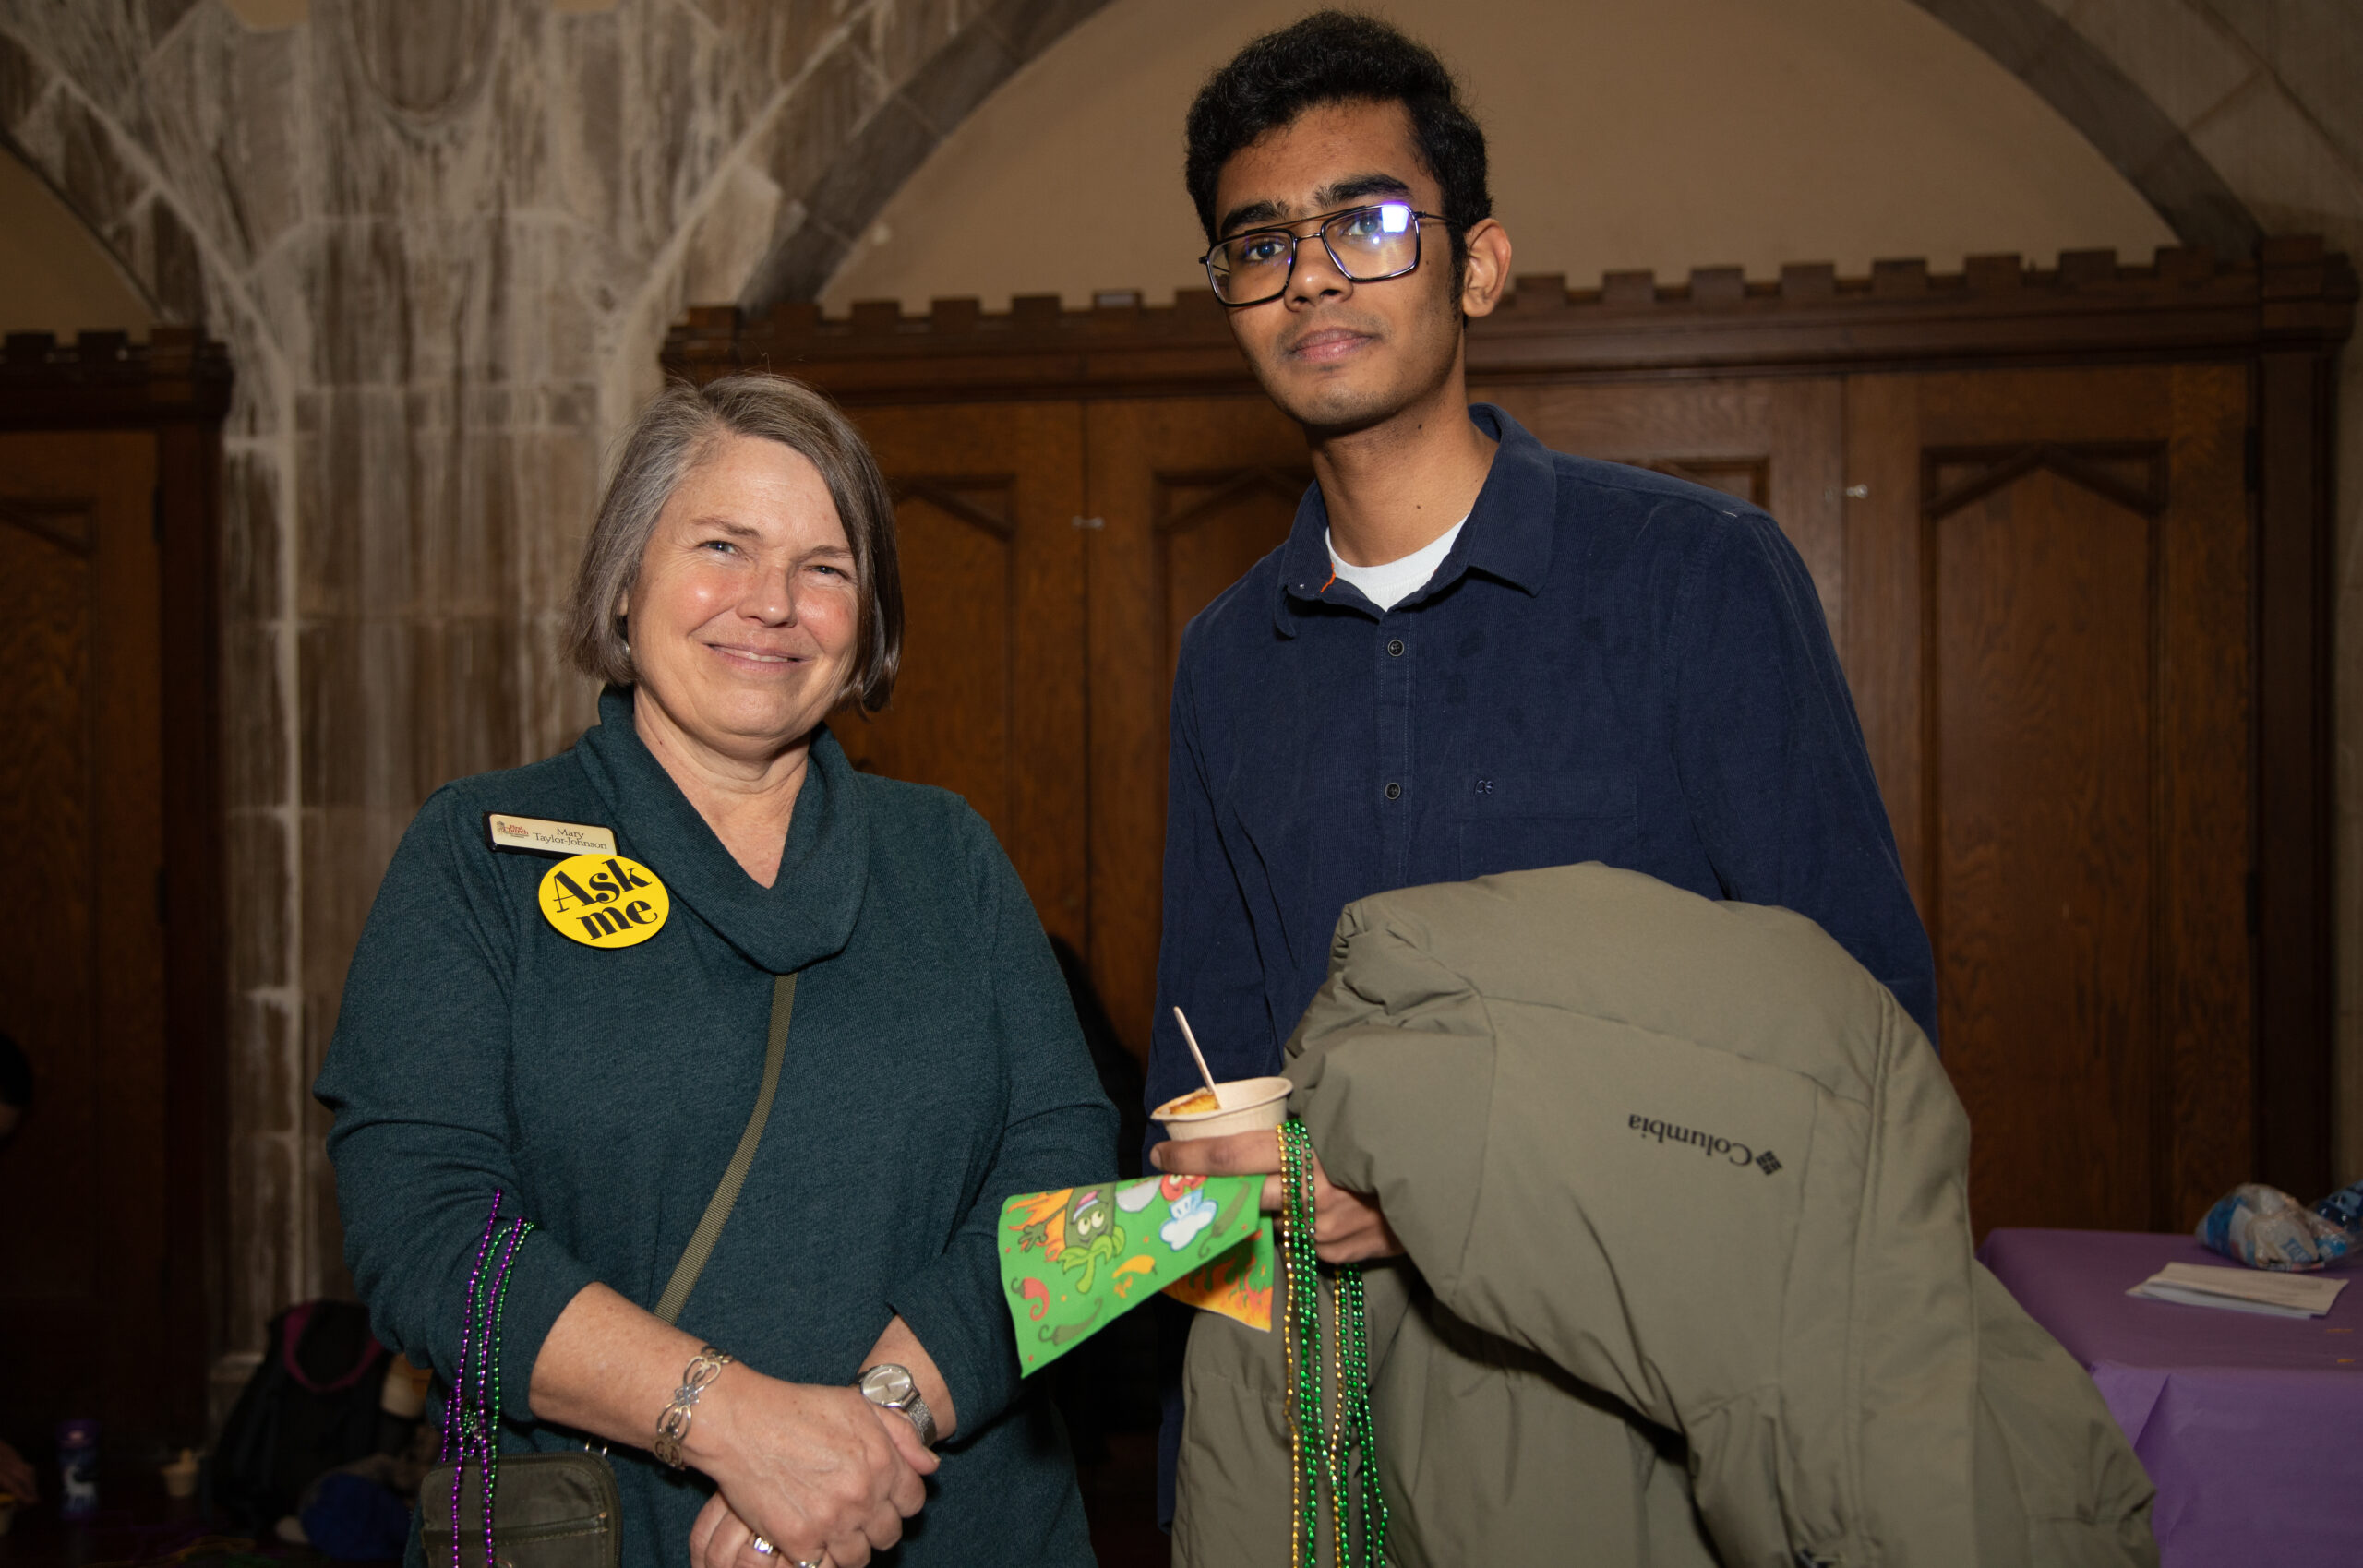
left=667, top=241, right=2354, bottom=1231
left=0, top=329, right=232, bottom=1454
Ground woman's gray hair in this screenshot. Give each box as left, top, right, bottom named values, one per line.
left=564, top=373, right=904, bottom=712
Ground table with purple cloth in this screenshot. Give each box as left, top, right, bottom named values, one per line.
left=1979, top=1227, right=2363, bottom=1567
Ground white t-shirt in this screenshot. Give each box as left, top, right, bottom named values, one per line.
left=1325, top=517, right=1468, bottom=612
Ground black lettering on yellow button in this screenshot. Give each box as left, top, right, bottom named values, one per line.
left=537, top=853, right=669, bottom=949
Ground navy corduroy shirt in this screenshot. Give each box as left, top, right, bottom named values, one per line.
left=1146, top=403, right=1937, bottom=1142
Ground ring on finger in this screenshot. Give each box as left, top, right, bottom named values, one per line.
left=748, top=1537, right=775, bottom=1558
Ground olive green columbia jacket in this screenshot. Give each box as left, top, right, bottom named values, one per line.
left=1173, top=863, right=2155, bottom=1568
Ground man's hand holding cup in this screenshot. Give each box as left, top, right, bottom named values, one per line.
left=1149, top=1077, right=1403, bottom=1264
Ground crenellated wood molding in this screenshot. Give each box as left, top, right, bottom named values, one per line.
left=666, top=238, right=2354, bottom=404
left=0, top=327, right=235, bottom=425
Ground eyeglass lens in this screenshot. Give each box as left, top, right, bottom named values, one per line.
left=1210, top=203, right=1419, bottom=304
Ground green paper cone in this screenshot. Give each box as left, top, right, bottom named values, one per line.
left=1001, top=1174, right=1273, bottom=1373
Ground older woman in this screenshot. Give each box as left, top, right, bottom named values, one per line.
left=316, top=375, right=1113, bottom=1568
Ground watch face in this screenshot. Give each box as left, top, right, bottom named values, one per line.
left=861, top=1364, right=916, bottom=1406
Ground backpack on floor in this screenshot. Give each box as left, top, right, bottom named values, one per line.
left=208, top=1300, right=390, bottom=1531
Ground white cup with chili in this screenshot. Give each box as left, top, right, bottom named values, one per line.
left=1151, top=1076, right=1292, bottom=1142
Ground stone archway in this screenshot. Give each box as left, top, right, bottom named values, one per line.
left=738, top=0, right=2269, bottom=315
left=737, top=0, right=1119, bottom=311
left=1905, top=0, right=2261, bottom=256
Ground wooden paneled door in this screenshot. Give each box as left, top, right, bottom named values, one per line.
left=833, top=403, right=1092, bottom=953
left=1085, top=395, right=1307, bottom=1059
left=1844, top=366, right=2252, bottom=1235
left=834, top=387, right=1299, bottom=1568
left=834, top=391, right=1306, bottom=1059
left=0, top=430, right=174, bottom=1446
left=0, top=329, right=229, bottom=1455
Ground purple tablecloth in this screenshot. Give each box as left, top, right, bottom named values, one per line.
left=1979, top=1228, right=2363, bottom=1567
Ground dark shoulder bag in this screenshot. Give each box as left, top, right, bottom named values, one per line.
left=420, top=973, right=797, bottom=1568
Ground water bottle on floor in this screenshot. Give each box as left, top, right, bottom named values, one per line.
left=56, top=1418, right=97, bottom=1519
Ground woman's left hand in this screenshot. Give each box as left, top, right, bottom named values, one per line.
left=688, top=1385, right=932, bottom=1568
left=683, top=1313, right=955, bottom=1568
left=690, top=1459, right=913, bottom=1568
left=691, top=1490, right=786, bottom=1568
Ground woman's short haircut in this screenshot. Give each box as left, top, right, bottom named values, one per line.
left=565, top=374, right=904, bottom=712
left=1183, top=11, right=1492, bottom=291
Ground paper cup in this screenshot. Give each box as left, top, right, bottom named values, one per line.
left=1152, top=1076, right=1292, bottom=1142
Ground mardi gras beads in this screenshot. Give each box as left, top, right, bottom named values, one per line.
left=1281, top=1118, right=1323, bottom=1568
left=1339, top=1263, right=1387, bottom=1556
left=442, top=1197, right=505, bottom=1466
left=441, top=1192, right=535, bottom=1568
left=479, top=1214, right=532, bottom=1560
left=1279, top=1117, right=1389, bottom=1568
left=444, top=1194, right=502, bottom=1559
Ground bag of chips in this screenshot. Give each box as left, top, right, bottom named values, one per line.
left=2196, top=1178, right=2363, bottom=1271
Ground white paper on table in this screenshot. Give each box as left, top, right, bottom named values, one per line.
left=2127, top=1261, right=2346, bottom=1318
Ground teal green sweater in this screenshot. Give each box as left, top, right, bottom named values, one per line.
left=316, top=688, right=1114, bottom=1566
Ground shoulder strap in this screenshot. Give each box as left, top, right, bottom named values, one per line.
left=653, top=973, right=795, bottom=1325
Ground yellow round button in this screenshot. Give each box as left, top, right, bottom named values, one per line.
left=538, top=854, right=669, bottom=949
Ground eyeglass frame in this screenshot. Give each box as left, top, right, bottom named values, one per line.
left=1198, top=202, right=1449, bottom=308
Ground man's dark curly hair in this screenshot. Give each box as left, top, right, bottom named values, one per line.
left=1184, top=12, right=1492, bottom=287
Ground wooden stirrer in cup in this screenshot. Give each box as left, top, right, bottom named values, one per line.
left=1171, top=1006, right=1226, bottom=1110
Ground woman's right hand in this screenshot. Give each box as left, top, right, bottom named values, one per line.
left=685, top=1365, right=937, bottom=1568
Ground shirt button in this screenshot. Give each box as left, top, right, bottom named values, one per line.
left=1387, top=638, right=1405, bottom=657
left=1385, top=782, right=1403, bottom=801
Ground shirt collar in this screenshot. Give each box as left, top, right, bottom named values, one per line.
left=571, top=686, right=870, bottom=975
left=1274, top=402, right=1557, bottom=635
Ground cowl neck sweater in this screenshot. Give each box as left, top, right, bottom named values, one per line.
left=572, top=686, right=868, bottom=976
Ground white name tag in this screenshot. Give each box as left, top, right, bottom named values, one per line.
left=485, top=813, right=618, bottom=857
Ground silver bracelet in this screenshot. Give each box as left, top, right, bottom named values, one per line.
left=652, top=1345, right=733, bottom=1468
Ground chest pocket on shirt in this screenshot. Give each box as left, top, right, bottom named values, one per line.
left=1449, top=766, right=1639, bottom=882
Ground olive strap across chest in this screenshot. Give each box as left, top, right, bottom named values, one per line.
left=655, top=972, right=797, bottom=1323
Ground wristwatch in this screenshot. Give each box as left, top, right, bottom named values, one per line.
left=857, top=1362, right=938, bottom=1449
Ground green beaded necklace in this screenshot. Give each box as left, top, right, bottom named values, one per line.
left=1279, top=1117, right=1390, bottom=1568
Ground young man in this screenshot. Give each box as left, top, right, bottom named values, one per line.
left=1146, top=7, right=1938, bottom=1524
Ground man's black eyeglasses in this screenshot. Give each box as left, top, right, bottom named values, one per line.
left=1200, top=202, right=1445, bottom=307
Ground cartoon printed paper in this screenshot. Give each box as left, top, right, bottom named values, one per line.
left=1002, top=1174, right=1273, bottom=1373
left=1163, top=1213, right=1276, bottom=1332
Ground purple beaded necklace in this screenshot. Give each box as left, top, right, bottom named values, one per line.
left=442, top=1191, right=535, bottom=1568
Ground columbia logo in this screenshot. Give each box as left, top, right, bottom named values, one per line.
left=1757, top=1150, right=1782, bottom=1176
